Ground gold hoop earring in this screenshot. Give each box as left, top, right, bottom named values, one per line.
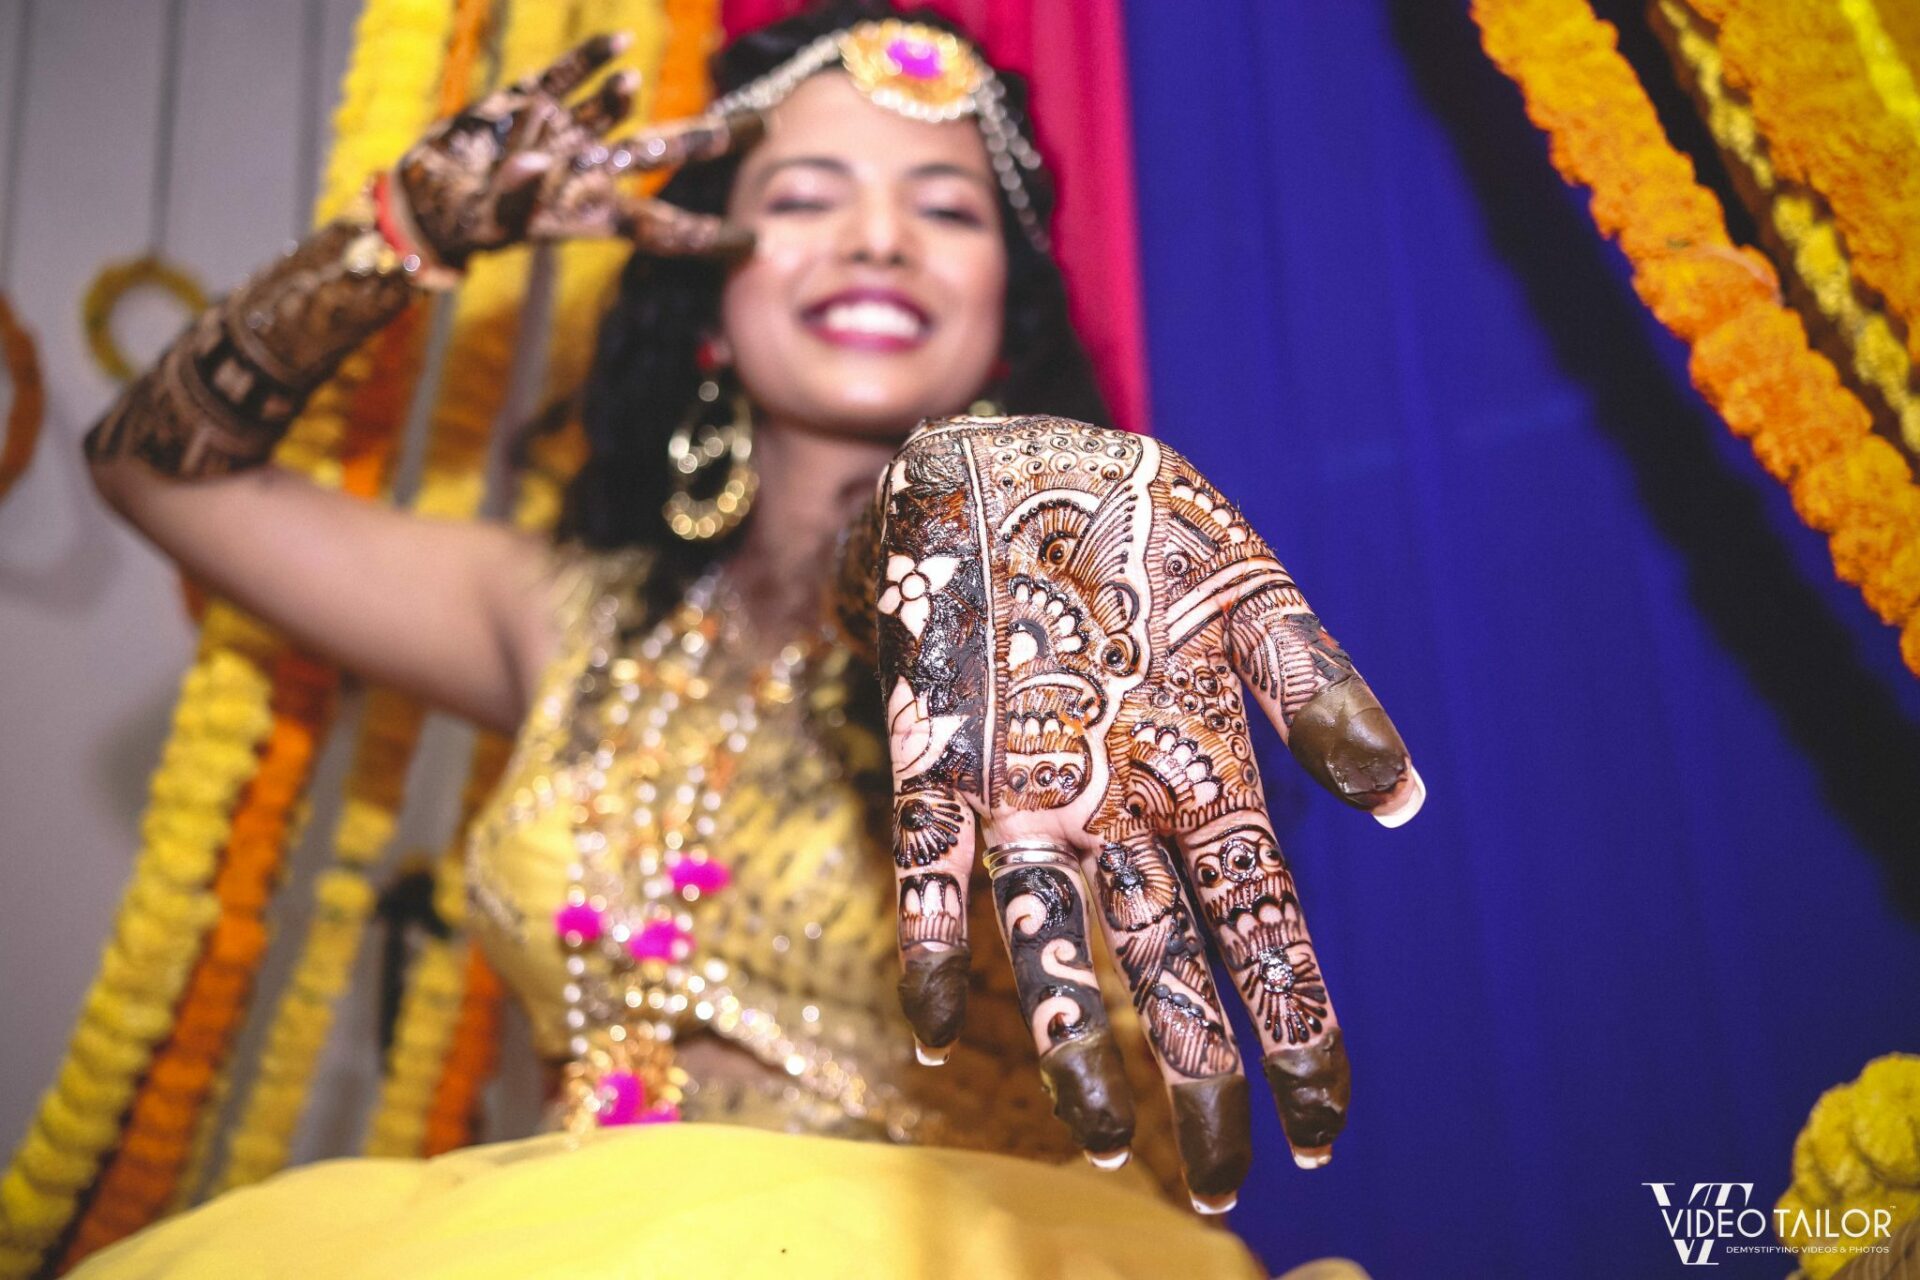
left=664, top=378, right=757, bottom=542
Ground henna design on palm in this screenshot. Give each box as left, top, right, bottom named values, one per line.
left=396, top=34, right=759, bottom=265
left=877, top=415, right=1423, bottom=1208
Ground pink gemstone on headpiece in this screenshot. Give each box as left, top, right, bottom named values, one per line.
left=638, top=1102, right=682, bottom=1125
left=670, top=857, right=731, bottom=897
left=628, top=919, right=691, bottom=962
left=888, top=37, right=942, bottom=80
left=596, top=1070, right=644, bottom=1125
left=554, top=901, right=603, bottom=943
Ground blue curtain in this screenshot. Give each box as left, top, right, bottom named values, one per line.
left=1123, top=3, right=1920, bottom=1274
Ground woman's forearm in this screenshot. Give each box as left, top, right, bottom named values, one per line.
left=84, top=207, right=420, bottom=487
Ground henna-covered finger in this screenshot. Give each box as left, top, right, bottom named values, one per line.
left=892, top=784, right=978, bottom=1062
left=987, top=839, right=1136, bottom=1165
left=1180, top=814, right=1349, bottom=1168
left=1214, top=550, right=1422, bottom=823
left=612, top=198, right=754, bottom=261
left=1089, top=836, right=1250, bottom=1211
left=524, top=32, right=629, bottom=102
left=568, top=68, right=640, bottom=136
left=598, top=109, right=766, bottom=178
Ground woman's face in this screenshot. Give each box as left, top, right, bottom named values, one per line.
left=719, top=70, right=1009, bottom=443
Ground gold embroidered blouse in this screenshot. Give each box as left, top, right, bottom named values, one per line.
left=465, top=548, right=1180, bottom=1178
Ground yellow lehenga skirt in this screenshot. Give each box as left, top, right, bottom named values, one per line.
left=71, top=1123, right=1268, bottom=1279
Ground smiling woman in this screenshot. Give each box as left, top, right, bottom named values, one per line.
left=720, top=71, right=1008, bottom=436
left=27, top=2, right=1403, bottom=1277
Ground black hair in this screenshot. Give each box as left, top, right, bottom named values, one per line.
left=555, top=0, right=1111, bottom=612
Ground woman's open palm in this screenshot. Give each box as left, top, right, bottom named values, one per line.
left=876, top=415, right=1424, bottom=1210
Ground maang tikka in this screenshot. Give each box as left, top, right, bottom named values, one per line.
left=708, top=19, right=1050, bottom=252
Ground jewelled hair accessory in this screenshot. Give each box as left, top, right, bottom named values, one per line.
left=709, top=18, right=1050, bottom=251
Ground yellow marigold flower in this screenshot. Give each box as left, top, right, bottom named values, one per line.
left=0, top=1166, right=76, bottom=1245
left=13, top=1129, right=97, bottom=1194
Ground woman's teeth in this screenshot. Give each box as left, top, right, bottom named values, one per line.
left=818, top=301, right=926, bottom=339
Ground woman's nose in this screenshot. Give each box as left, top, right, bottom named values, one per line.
left=842, top=190, right=914, bottom=268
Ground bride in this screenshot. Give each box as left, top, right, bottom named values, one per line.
left=58, top=3, right=1420, bottom=1274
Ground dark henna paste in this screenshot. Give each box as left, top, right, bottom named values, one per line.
left=897, top=943, right=970, bottom=1048
left=1263, top=1025, right=1351, bottom=1149
left=1038, top=1030, right=1137, bottom=1155
left=1171, top=1074, right=1253, bottom=1199
left=1285, top=677, right=1408, bottom=807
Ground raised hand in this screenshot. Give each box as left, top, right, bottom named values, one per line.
left=394, top=33, right=760, bottom=268
left=876, top=415, right=1423, bottom=1211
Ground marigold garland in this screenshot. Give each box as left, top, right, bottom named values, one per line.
left=0, top=293, right=44, bottom=506
left=1702, top=1, right=1920, bottom=365
left=80, top=256, right=207, bottom=384
left=212, top=688, right=427, bottom=1190
left=212, top=0, right=582, bottom=1190
left=59, top=653, right=335, bottom=1265
left=1776, top=1054, right=1920, bottom=1279
left=0, top=3, right=464, bottom=1271
left=1473, top=0, right=1920, bottom=678
left=0, top=619, right=272, bottom=1280
left=525, top=0, right=711, bottom=529
left=362, top=0, right=697, bottom=1157
left=361, top=732, right=510, bottom=1157
left=1655, top=1, right=1920, bottom=460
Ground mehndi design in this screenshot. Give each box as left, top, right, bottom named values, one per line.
left=395, top=33, right=759, bottom=267
left=876, top=415, right=1422, bottom=1210
left=86, top=35, right=758, bottom=481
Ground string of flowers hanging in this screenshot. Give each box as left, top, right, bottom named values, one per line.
left=0, top=1, right=44, bottom=509
left=79, top=0, right=208, bottom=385
left=0, top=1, right=464, bottom=1273
left=1472, top=0, right=1920, bottom=679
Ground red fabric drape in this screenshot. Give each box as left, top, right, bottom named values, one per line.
left=720, top=0, right=1152, bottom=434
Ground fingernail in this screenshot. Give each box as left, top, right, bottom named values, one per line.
left=1291, top=1146, right=1332, bottom=1170
left=608, top=31, right=633, bottom=52
left=1372, top=764, right=1426, bottom=829
left=913, top=1038, right=951, bottom=1067
left=1085, top=1147, right=1131, bottom=1171
left=1191, top=1191, right=1238, bottom=1215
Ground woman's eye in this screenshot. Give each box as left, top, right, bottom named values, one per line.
left=766, top=196, right=830, bottom=214
left=923, top=205, right=985, bottom=227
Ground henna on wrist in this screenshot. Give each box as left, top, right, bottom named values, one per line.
left=825, top=490, right=885, bottom=668
left=84, top=215, right=415, bottom=479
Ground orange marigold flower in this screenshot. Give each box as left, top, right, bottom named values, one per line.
left=1791, top=437, right=1916, bottom=535
left=1633, top=247, right=1777, bottom=342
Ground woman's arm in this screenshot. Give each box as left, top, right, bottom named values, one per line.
left=87, top=35, right=757, bottom=733
left=84, top=195, right=554, bottom=733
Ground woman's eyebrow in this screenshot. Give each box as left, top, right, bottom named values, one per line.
left=748, top=155, right=851, bottom=195
left=906, top=161, right=993, bottom=191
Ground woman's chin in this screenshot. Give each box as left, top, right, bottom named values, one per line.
left=778, top=392, right=977, bottom=443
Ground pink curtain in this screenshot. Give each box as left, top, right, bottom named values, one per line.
left=720, top=0, right=1152, bottom=434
